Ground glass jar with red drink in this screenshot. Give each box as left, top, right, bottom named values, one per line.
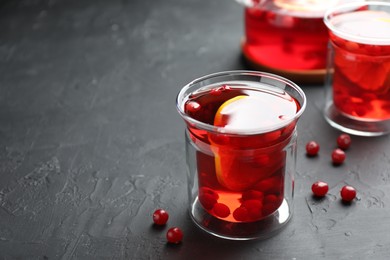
left=237, top=0, right=365, bottom=84
left=176, top=71, right=306, bottom=240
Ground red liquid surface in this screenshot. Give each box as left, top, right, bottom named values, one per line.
left=243, top=3, right=329, bottom=71
left=330, top=15, right=390, bottom=120
left=184, top=83, right=300, bottom=222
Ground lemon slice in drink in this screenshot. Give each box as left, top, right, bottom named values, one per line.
left=211, top=95, right=284, bottom=191
left=212, top=95, right=248, bottom=191
left=214, top=95, right=248, bottom=128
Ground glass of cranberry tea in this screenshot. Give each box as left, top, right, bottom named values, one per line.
left=176, top=71, right=306, bottom=240
left=236, top=0, right=365, bottom=84
left=324, top=1, right=390, bottom=136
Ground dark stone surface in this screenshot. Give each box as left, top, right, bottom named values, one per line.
left=1, top=0, right=390, bottom=259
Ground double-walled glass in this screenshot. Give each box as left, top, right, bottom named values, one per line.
left=324, top=1, right=390, bottom=136
left=176, top=71, right=306, bottom=240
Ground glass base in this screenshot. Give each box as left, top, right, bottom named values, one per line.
left=324, top=101, right=390, bottom=137
left=190, top=197, right=292, bottom=240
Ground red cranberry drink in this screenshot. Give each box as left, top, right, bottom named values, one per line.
left=323, top=2, right=390, bottom=136
left=326, top=6, right=390, bottom=120
left=186, top=84, right=298, bottom=222
left=238, top=0, right=363, bottom=82
left=176, top=71, right=306, bottom=239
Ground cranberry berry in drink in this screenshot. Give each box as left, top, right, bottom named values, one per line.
left=176, top=71, right=306, bottom=240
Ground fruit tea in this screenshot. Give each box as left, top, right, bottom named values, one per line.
left=242, top=0, right=341, bottom=72
left=328, top=10, right=390, bottom=120
left=183, top=81, right=300, bottom=223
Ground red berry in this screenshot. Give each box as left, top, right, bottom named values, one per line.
left=332, top=148, right=346, bottom=165
left=185, top=101, right=201, bottom=113
left=210, top=85, right=231, bottom=96
left=241, top=199, right=263, bottom=220
left=254, top=154, right=270, bottom=166
left=241, top=190, right=264, bottom=201
left=262, top=195, right=282, bottom=216
left=220, top=84, right=231, bottom=92
left=306, top=141, right=320, bottom=156
left=262, top=203, right=277, bottom=216
left=311, top=181, right=329, bottom=197
left=199, top=187, right=219, bottom=200
left=166, top=227, right=183, bottom=244
left=264, top=194, right=281, bottom=205
left=233, top=207, right=249, bottom=222
left=337, top=134, right=351, bottom=150
left=152, top=209, right=169, bottom=225
left=199, top=193, right=217, bottom=210
left=340, top=185, right=356, bottom=202
left=211, top=85, right=225, bottom=96
left=254, top=175, right=284, bottom=194
left=213, top=203, right=230, bottom=218
left=210, top=88, right=222, bottom=96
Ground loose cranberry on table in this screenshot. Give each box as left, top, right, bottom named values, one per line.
left=306, top=141, right=320, bottom=156
left=337, top=133, right=351, bottom=150
left=166, top=227, right=183, bottom=244
left=311, top=181, right=329, bottom=197
left=340, top=185, right=356, bottom=202
left=332, top=148, right=346, bottom=165
left=152, top=209, right=169, bottom=225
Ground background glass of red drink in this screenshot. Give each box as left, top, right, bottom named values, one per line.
left=236, top=0, right=364, bottom=84
left=176, top=71, right=306, bottom=240
left=324, top=1, right=390, bottom=136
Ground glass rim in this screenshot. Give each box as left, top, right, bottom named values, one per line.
left=324, top=1, right=390, bottom=45
left=176, top=70, right=307, bottom=135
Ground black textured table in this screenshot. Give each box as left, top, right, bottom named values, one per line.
left=1, top=0, right=390, bottom=259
